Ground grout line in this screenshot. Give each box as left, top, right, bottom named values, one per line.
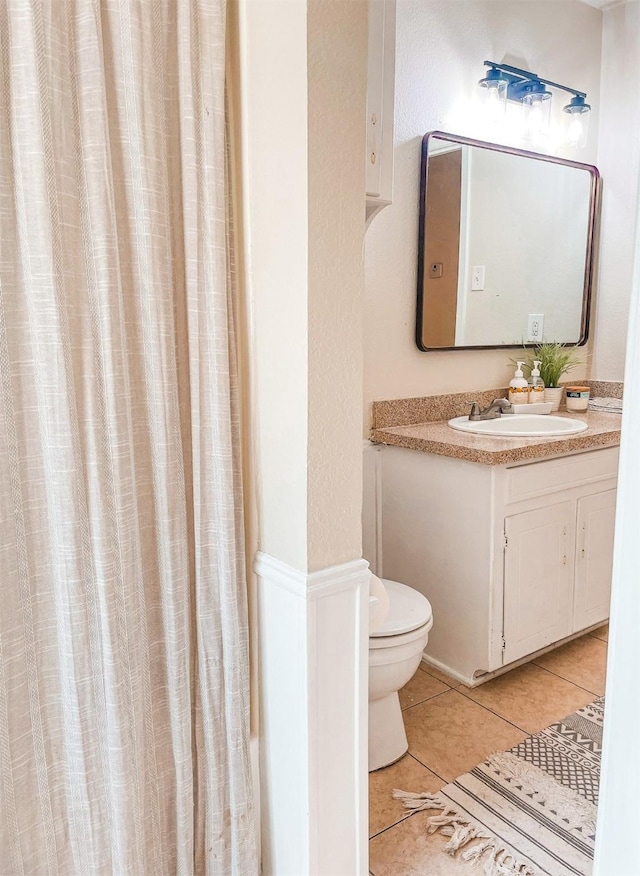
left=419, top=666, right=461, bottom=689
left=369, top=810, right=413, bottom=841
left=404, top=688, right=528, bottom=764
left=456, top=683, right=599, bottom=736
left=368, top=753, right=446, bottom=840
left=454, top=687, right=532, bottom=735
left=406, top=751, right=448, bottom=783
left=401, top=691, right=440, bottom=711
left=589, top=631, right=609, bottom=643
left=401, top=688, right=451, bottom=714
left=414, top=661, right=603, bottom=729
left=404, top=748, right=448, bottom=782
left=407, top=751, right=447, bottom=782
left=532, top=662, right=603, bottom=697
left=455, top=664, right=604, bottom=731
left=369, top=810, right=423, bottom=843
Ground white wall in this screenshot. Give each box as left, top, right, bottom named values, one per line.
left=308, top=0, right=367, bottom=571
left=364, top=0, right=602, bottom=432
left=590, top=0, right=640, bottom=381
left=462, top=148, right=591, bottom=346
left=243, top=0, right=366, bottom=575
left=242, top=0, right=309, bottom=572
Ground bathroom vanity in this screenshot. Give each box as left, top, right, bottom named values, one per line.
left=371, top=399, right=621, bottom=686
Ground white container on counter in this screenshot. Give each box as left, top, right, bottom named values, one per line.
left=565, top=385, right=590, bottom=412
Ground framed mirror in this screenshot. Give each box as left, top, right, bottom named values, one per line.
left=416, top=131, right=599, bottom=351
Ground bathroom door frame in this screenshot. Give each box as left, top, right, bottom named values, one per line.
left=593, top=191, right=640, bottom=872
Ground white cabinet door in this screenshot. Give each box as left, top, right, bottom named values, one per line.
left=573, top=489, right=616, bottom=632
left=503, top=502, right=575, bottom=665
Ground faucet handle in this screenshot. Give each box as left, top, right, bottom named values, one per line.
left=466, top=401, right=481, bottom=420
left=491, top=397, right=514, bottom=413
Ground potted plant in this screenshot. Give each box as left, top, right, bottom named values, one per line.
left=530, top=342, right=583, bottom=411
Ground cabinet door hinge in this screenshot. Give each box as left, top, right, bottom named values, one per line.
left=503, top=532, right=508, bottom=550
left=501, top=634, right=506, bottom=652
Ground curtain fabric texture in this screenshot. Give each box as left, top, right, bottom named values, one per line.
left=0, top=1, right=256, bottom=873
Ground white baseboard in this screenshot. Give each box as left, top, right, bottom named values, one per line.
left=419, top=654, right=470, bottom=686
left=254, top=551, right=370, bottom=876
left=421, top=620, right=611, bottom=689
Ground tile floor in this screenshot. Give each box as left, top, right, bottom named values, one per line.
left=369, top=624, right=609, bottom=875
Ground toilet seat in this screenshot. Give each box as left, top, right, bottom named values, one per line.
left=370, top=578, right=432, bottom=638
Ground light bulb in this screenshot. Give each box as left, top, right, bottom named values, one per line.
left=530, top=104, right=543, bottom=127
left=567, top=115, right=584, bottom=145
left=522, top=90, right=552, bottom=142
left=563, top=96, right=590, bottom=149
left=484, top=87, right=505, bottom=125
left=478, top=69, right=507, bottom=127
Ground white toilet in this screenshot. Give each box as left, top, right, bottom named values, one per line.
left=368, top=577, right=433, bottom=772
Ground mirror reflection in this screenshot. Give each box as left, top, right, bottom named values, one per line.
left=416, top=132, right=599, bottom=351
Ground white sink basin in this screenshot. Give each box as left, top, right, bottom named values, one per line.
left=448, top=414, right=588, bottom=438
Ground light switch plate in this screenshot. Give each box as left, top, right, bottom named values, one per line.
left=471, top=266, right=485, bottom=291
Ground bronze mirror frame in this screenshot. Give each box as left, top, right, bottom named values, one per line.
left=415, top=130, right=600, bottom=352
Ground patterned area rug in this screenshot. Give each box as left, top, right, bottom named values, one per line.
left=394, top=698, right=604, bottom=876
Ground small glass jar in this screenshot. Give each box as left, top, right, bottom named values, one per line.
left=565, top=385, right=590, bottom=412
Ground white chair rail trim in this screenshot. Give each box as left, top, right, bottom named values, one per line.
left=254, top=551, right=370, bottom=599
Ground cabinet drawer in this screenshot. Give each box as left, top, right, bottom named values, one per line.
left=506, top=447, right=619, bottom=503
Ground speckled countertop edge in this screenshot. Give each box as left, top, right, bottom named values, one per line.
left=372, top=410, right=622, bottom=466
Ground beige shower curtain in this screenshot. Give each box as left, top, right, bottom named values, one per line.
left=0, top=1, right=257, bottom=873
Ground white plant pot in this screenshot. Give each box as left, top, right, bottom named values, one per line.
left=544, top=386, right=564, bottom=412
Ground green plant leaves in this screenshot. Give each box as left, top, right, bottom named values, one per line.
left=510, top=342, right=583, bottom=388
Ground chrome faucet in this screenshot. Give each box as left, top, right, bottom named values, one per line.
left=467, top=398, right=514, bottom=421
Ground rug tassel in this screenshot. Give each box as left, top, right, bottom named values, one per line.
left=392, top=789, right=446, bottom=814
left=443, top=823, right=491, bottom=854
left=460, top=838, right=494, bottom=861
left=393, top=791, right=541, bottom=876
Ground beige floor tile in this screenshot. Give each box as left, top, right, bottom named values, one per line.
left=419, top=663, right=460, bottom=688
left=403, top=689, right=526, bottom=783
left=590, top=623, right=609, bottom=642
left=534, top=634, right=608, bottom=695
left=399, top=667, right=449, bottom=710
left=459, top=662, right=597, bottom=734
left=369, top=753, right=443, bottom=838
left=370, top=812, right=477, bottom=875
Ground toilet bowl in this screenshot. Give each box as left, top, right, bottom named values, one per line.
left=369, top=578, right=433, bottom=772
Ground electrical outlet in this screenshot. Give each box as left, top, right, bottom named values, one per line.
left=527, top=313, right=544, bottom=342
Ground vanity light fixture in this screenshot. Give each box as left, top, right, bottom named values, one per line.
left=478, top=61, right=591, bottom=147
left=563, top=94, right=591, bottom=149
left=477, top=65, right=508, bottom=123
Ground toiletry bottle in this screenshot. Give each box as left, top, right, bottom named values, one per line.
left=528, top=360, right=545, bottom=403
left=509, top=361, right=530, bottom=405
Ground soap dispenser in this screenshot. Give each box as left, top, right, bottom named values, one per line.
left=509, top=361, right=530, bottom=405
left=528, top=360, right=545, bottom=403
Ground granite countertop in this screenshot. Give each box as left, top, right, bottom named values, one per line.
left=372, top=410, right=622, bottom=466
